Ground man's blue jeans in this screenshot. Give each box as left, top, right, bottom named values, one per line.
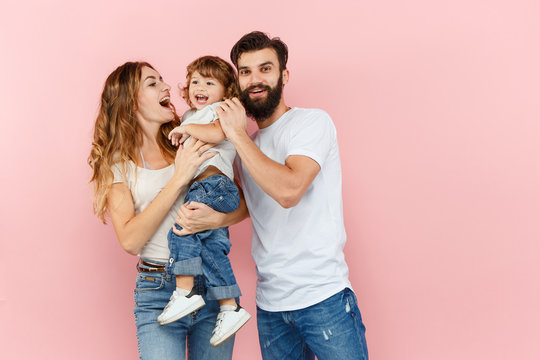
left=257, top=288, right=368, bottom=360
left=168, top=175, right=241, bottom=300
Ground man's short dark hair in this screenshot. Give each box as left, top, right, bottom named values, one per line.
left=230, top=31, right=288, bottom=71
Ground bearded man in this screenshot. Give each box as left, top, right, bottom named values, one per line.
left=215, top=31, right=369, bottom=360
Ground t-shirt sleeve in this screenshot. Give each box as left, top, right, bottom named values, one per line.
left=207, top=102, right=221, bottom=122
left=287, top=110, right=336, bottom=167
left=111, top=163, right=125, bottom=184
left=233, top=155, right=243, bottom=188
left=181, top=103, right=220, bottom=125
left=181, top=109, right=194, bottom=124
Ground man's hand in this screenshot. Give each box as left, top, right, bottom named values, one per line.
left=216, top=98, right=248, bottom=141
left=172, top=201, right=224, bottom=236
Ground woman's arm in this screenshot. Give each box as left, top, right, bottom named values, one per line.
left=108, top=139, right=216, bottom=255
left=172, top=181, right=249, bottom=236
left=108, top=177, right=184, bottom=255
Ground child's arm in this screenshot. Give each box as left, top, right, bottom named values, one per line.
left=168, top=126, right=190, bottom=146
left=169, top=120, right=226, bottom=146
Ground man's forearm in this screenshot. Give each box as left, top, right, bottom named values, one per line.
left=222, top=196, right=250, bottom=227
left=229, top=131, right=311, bottom=208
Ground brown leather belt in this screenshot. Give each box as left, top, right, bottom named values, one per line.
left=136, top=259, right=166, bottom=273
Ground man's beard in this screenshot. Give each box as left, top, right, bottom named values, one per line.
left=239, top=76, right=283, bottom=122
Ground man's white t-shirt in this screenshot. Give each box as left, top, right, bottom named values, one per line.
left=237, top=107, right=351, bottom=311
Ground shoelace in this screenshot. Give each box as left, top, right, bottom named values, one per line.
left=212, top=312, right=226, bottom=335
left=163, top=291, right=180, bottom=311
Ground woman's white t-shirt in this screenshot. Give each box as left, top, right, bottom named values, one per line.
left=112, top=162, right=185, bottom=262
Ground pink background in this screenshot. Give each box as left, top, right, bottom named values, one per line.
left=1, top=0, right=539, bottom=359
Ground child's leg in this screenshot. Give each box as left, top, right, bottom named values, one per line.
left=199, top=227, right=242, bottom=300
left=198, top=228, right=250, bottom=347
left=158, top=182, right=209, bottom=326
left=176, top=274, right=194, bottom=291
left=196, top=175, right=242, bottom=300
left=168, top=181, right=207, bottom=287
left=191, top=175, right=250, bottom=346
left=218, top=298, right=237, bottom=308
left=157, top=227, right=206, bottom=326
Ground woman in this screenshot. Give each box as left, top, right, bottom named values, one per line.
left=89, top=61, right=247, bottom=359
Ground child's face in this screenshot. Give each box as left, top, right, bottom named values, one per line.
left=188, top=71, right=226, bottom=110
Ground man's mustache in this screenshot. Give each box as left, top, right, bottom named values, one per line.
left=244, top=83, right=271, bottom=92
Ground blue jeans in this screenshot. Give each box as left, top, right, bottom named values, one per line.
left=134, top=260, right=234, bottom=360
left=257, top=288, right=368, bottom=360
left=168, top=175, right=241, bottom=300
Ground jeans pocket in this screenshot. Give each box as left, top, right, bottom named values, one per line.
left=135, top=272, right=165, bottom=292
left=344, top=288, right=367, bottom=332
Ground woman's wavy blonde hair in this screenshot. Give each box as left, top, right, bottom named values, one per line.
left=88, top=61, right=179, bottom=223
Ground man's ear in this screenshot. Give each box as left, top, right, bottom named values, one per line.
left=282, top=69, right=290, bottom=86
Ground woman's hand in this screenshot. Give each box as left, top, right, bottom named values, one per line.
left=172, top=201, right=225, bottom=236
left=172, top=138, right=216, bottom=186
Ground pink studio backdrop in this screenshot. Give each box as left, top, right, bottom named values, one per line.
left=1, top=0, right=539, bottom=359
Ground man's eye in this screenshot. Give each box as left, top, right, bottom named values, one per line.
left=262, top=67, right=270, bottom=72
left=240, top=70, right=249, bottom=75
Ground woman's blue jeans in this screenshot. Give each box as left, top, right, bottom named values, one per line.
left=134, top=260, right=235, bottom=360
left=257, top=288, right=368, bottom=360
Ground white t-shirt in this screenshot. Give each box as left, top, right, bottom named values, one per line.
left=237, top=107, right=352, bottom=311
left=182, top=102, right=236, bottom=180
left=112, top=162, right=185, bottom=262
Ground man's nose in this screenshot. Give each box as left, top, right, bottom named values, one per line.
left=249, top=77, right=264, bottom=89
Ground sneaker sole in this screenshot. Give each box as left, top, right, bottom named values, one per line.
left=158, top=298, right=206, bottom=325
left=210, top=312, right=251, bottom=347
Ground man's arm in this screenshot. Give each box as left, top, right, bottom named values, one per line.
left=217, top=98, right=320, bottom=208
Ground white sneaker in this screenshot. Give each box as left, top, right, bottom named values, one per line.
left=158, top=288, right=205, bottom=325
left=210, top=306, right=251, bottom=347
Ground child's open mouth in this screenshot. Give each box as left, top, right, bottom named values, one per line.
left=195, top=94, right=209, bottom=104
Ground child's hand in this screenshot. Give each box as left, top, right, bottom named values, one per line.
left=168, top=126, right=190, bottom=146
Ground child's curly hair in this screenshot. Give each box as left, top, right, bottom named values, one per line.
left=182, top=56, right=239, bottom=108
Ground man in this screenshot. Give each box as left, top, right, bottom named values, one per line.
left=216, top=31, right=369, bottom=360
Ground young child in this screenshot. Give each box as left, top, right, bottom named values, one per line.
left=157, top=56, right=250, bottom=347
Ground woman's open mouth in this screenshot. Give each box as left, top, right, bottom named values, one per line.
left=159, top=96, right=173, bottom=110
